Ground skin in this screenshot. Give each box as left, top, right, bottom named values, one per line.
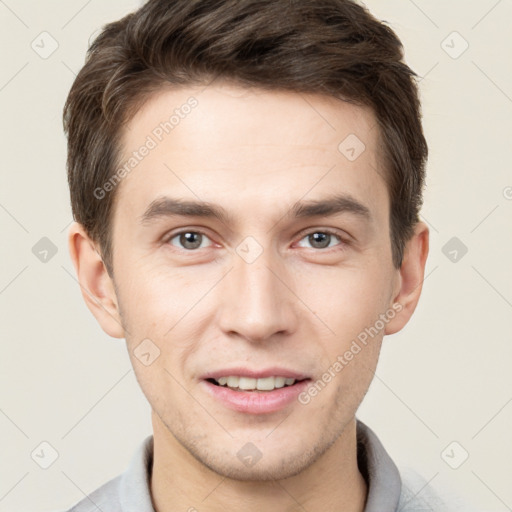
left=69, top=82, right=429, bottom=512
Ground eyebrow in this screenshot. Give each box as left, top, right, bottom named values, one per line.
left=140, top=194, right=372, bottom=226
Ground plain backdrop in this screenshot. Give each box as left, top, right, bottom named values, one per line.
left=0, top=0, right=511, bottom=510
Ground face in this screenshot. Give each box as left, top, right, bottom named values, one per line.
left=94, top=83, right=407, bottom=480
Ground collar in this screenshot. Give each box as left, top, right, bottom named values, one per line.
left=356, top=420, right=402, bottom=511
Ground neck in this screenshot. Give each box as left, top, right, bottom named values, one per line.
left=150, top=413, right=368, bottom=512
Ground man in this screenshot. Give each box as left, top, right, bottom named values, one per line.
left=61, top=0, right=466, bottom=510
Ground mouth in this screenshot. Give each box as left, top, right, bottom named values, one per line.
left=201, top=369, right=312, bottom=414
left=206, top=375, right=307, bottom=392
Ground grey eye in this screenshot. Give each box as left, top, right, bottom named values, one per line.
left=297, top=231, right=342, bottom=250
left=169, top=231, right=211, bottom=250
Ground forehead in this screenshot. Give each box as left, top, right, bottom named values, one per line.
left=114, top=82, right=388, bottom=227
left=123, top=82, right=379, bottom=154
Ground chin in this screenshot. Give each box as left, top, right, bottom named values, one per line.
left=198, top=450, right=316, bottom=482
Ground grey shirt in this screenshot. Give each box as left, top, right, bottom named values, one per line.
left=62, top=420, right=468, bottom=511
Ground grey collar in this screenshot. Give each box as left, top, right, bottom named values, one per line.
left=356, top=420, right=402, bottom=511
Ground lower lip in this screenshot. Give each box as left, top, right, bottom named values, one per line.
left=201, top=379, right=311, bottom=414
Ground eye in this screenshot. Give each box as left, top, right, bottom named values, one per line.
left=296, top=230, right=345, bottom=250
left=165, top=229, right=346, bottom=252
left=167, top=230, right=213, bottom=250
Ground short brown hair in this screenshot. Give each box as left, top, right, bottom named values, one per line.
left=63, top=0, right=427, bottom=274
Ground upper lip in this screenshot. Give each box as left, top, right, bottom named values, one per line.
left=201, top=367, right=310, bottom=381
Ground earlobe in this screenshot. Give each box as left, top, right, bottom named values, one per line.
left=385, top=222, right=429, bottom=335
left=68, top=222, right=125, bottom=339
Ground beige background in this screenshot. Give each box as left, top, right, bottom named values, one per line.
left=1, top=0, right=511, bottom=510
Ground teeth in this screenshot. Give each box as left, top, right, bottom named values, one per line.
left=256, top=377, right=275, bottom=390
left=227, top=376, right=239, bottom=388
left=238, top=377, right=257, bottom=390
left=274, top=376, right=286, bottom=388
left=213, top=376, right=297, bottom=391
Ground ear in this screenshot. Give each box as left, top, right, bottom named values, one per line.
left=385, top=221, right=429, bottom=335
left=68, top=222, right=125, bottom=338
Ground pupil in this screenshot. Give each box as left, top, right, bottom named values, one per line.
left=181, top=232, right=201, bottom=249
left=310, top=232, right=329, bottom=249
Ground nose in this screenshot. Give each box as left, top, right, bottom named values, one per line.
left=216, top=243, right=298, bottom=343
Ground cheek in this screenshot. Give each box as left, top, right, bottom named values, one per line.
left=302, top=264, right=393, bottom=339
left=116, top=264, right=215, bottom=372
left=117, top=263, right=199, bottom=332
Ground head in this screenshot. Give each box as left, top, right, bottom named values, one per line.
left=64, top=0, right=429, bottom=481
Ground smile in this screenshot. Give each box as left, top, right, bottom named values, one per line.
left=202, top=376, right=311, bottom=414
left=208, top=375, right=299, bottom=391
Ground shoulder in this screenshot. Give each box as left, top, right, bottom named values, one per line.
left=58, top=435, right=154, bottom=512
left=60, top=474, right=123, bottom=512
left=398, top=466, right=477, bottom=512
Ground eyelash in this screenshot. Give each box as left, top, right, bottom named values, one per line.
left=164, top=228, right=347, bottom=252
